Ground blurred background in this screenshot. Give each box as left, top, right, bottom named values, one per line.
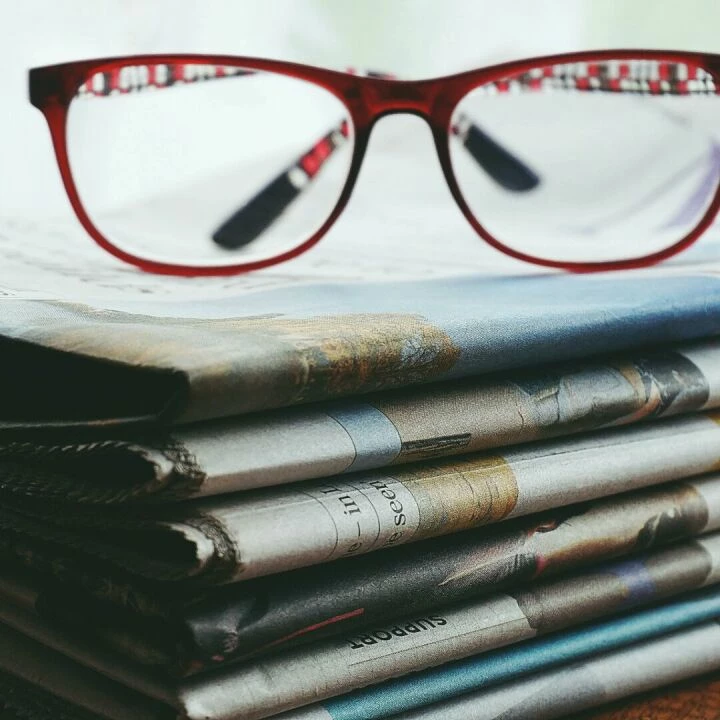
left=2, top=0, right=720, bottom=277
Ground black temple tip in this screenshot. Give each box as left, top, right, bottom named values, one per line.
left=460, top=121, right=541, bottom=193
left=212, top=173, right=301, bottom=250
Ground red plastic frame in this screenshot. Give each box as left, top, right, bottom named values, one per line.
left=29, top=50, right=720, bottom=276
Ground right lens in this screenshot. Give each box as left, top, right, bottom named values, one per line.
left=66, top=63, right=354, bottom=267
left=450, top=59, right=720, bottom=264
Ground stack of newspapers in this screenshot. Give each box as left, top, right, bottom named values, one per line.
left=3, top=265, right=720, bottom=720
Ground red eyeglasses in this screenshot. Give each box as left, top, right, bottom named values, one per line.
left=29, top=50, right=720, bottom=276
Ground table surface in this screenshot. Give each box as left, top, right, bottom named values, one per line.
left=576, top=673, right=720, bottom=720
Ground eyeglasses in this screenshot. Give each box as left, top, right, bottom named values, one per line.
left=29, top=51, right=720, bottom=276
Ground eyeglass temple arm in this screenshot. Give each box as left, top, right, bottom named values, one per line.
left=452, top=113, right=540, bottom=191
left=212, top=122, right=350, bottom=250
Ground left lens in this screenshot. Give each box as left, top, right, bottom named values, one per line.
left=67, top=63, right=354, bottom=267
left=449, top=58, right=720, bottom=264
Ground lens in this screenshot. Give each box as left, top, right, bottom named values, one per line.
left=67, top=63, right=354, bottom=266
left=449, top=59, right=720, bottom=263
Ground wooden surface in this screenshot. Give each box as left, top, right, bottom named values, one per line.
left=575, top=673, right=720, bottom=719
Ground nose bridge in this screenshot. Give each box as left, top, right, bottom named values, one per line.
left=362, top=78, right=437, bottom=118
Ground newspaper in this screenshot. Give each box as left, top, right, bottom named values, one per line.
left=25, top=474, right=720, bottom=675
left=1, top=533, right=719, bottom=720
left=0, top=673, right=139, bottom=720
left=277, top=586, right=720, bottom=720
left=0, top=623, right=170, bottom=720
left=375, top=621, right=720, bottom=720
left=2, top=221, right=720, bottom=718
left=3, top=412, right=719, bottom=585
left=171, top=535, right=720, bottom=720
left=2, top=338, right=719, bottom=503
left=2, top=222, right=720, bottom=431
left=2, top=588, right=720, bottom=720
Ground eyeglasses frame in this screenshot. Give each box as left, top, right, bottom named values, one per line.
left=29, top=49, right=720, bottom=276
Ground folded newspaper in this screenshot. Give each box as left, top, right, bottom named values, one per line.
left=281, top=587, right=720, bottom=720
left=3, top=412, right=720, bottom=592
left=1, top=534, right=719, bottom=720
left=1, top=337, right=718, bottom=503
left=3, top=588, right=720, bottom=720
left=3, top=266, right=720, bottom=432
left=368, top=617, right=720, bottom=720
left=19, top=475, right=720, bottom=675
left=3, top=221, right=720, bottom=719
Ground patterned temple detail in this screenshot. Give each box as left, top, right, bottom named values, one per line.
left=480, top=61, right=718, bottom=96
left=75, top=64, right=396, bottom=99
left=76, top=63, right=250, bottom=98
left=289, top=120, right=350, bottom=188
left=76, top=60, right=718, bottom=100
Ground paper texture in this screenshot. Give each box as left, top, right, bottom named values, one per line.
left=3, top=413, right=720, bottom=585
left=2, top=534, right=720, bottom=720
left=4, top=339, right=719, bottom=503
left=28, top=474, right=720, bottom=674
